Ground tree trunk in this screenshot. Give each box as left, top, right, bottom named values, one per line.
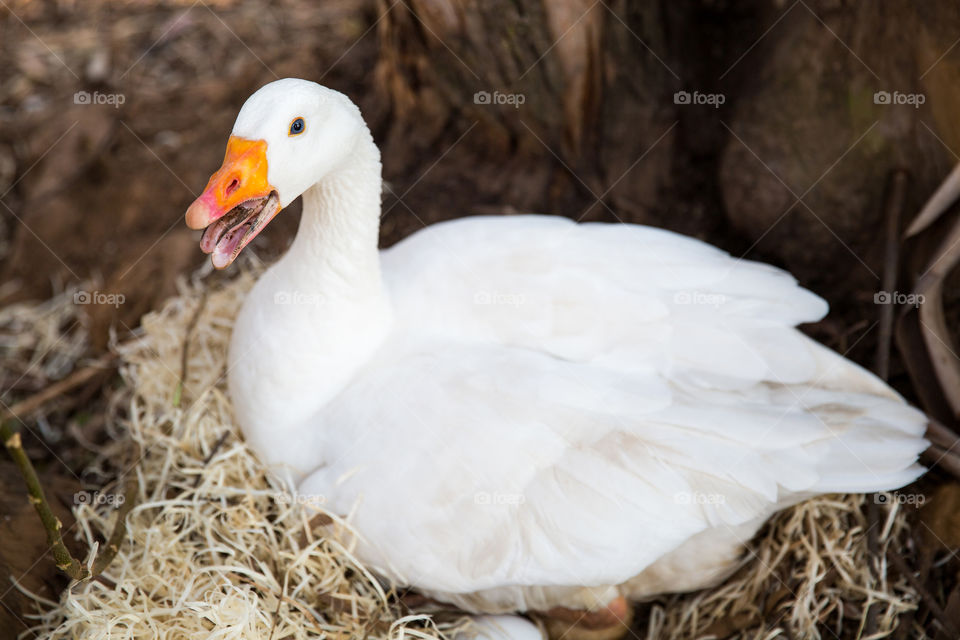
left=374, top=0, right=960, bottom=303
left=372, top=0, right=686, bottom=234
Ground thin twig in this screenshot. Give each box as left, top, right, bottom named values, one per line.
left=173, top=288, right=210, bottom=408
left=0, top=419, right=89, bottom=581
left=925, top=418, right=960, bottom=452
left=906, top=161, right=960, bottom=237
left=191, top=430, right=230, bottom=489
left=921, top=444, right=960, bottom=478
left=2, top=354, right=116, bottom=420
left=876, top=170, right=908, bottom=379
left=864, top=498, right=881, bottom=638
left=916, top=211, right=960, bottom=418
left=869, top=172, right=906, bottom=636
left=0, top=353, right=134, bottom=582
left=91, top=460, right=140, bottom=576
left=888, top=550, right=959, bottom=638
left=921, top=421, right=960, bottom=478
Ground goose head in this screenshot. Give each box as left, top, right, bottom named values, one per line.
left=185, top=78, right=367, bottom=268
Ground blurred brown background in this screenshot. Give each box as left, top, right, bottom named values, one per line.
left=3, top=0, right=960, bottom=635
left=3, top=0, right=960, bottom=348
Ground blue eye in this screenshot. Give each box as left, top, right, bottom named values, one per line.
left=289, top=117, right=305, bottom=136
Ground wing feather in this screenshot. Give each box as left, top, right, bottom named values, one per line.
left=298, top=215, right=925, bottom=601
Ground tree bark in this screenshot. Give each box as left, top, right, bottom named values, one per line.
left=374, top=0, right=960, bottom=304
left=373, top=0, right=684, bottom=231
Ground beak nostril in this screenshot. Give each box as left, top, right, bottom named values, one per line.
left=225, top=177, right=240, bottom=198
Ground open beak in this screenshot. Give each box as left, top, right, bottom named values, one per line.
left=185, top=136, right=282, bottom=269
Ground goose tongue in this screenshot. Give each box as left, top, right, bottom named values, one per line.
left=211, top=223, right=249, bottom=269
left=199, top=193, right=280, bottom=269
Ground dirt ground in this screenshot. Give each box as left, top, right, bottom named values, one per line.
left=2, top=0, right=960, bottom=638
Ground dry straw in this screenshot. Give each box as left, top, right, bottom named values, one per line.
left=20, top=261, right=921, bottom=639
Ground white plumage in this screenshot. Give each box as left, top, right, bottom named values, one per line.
left=186, top=79, right=927, bottom=620
left=294, top=214, right=925, bottom=611
left=455, top=616, right=544, bottom=640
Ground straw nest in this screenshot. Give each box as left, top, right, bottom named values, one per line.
left=24, top=259, right=923, bottom=640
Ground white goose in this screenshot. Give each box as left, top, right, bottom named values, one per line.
left=185, top=79, right=927, bottom=638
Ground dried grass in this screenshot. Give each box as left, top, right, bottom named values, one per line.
left=0, top=285, right=88, bottom=395
left=24, top=261, right=458, bottom=640
left=21, top=260, right=923, bottom=639
left=641, top=494, right=922, bottom=639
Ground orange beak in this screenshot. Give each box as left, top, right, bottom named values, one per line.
left=185, top=136, right=281, bottom=269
